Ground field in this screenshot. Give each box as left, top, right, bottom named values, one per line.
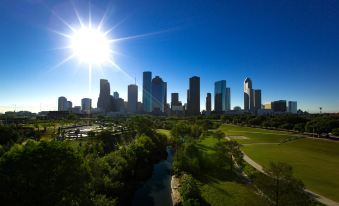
left=196, top=137, right=268, bottom=206
left=220, top=124, right=339, bottom=202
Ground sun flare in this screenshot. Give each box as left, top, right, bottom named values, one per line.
left=70, top=26, right=111, bottom=65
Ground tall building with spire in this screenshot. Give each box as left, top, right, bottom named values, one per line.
left=244, top=77, right=253, bottom=111
left=97, top=79, right=111, bottom=113
left=143, top=71, right=152, bottom=113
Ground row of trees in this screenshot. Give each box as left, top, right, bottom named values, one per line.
left=220, top=114, right=339, bottom=135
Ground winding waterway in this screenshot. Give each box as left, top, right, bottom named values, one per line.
left=132, top=146, right=173, bottom=206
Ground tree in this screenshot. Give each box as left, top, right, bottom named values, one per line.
left=214, top=140, right=243, bottom=172
left=0, top=126, right=21, bottom=146
left=179, top=174, right=200, bottom=203
left=214, top=141, right=232, bottom=169
left=0, top=140, right=91, bottom=206
left=255, top=162, right=313, bottom=206
left=225, top=140, right=244, bottom=171
left=214, top=130, right=225, bottom=141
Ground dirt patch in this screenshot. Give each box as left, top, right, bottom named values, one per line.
left=171, top=175, right=181, bottom=206
left=228, top=136, right=249, bottom=140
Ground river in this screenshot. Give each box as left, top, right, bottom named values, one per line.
left=132, top=146, right=174, bottom=206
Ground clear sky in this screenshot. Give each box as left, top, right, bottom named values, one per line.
left=0, top=0, right=339, bottom=113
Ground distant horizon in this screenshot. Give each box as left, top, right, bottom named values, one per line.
left=1, top=0, right=338, bottom=113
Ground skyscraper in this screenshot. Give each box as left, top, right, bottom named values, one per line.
left=58, top=96, right=67, bottom=111
left=143, top=71, right=152, bottom=113
left=128, top=84, right=138, bottom=113
left=97, top=79, right=111, bottom=113
left=226, top=87, right=231, bottom=111
left=288, top=101, right=297, bottom=114
left=214, top=80, right=226, bottom=112
left=272, top=100, right=287, bottom=112
left=152, top=76, right=165, bottom=113
left=81, top=98, right=92, bottom=113
left=171, top=93, right=179, bottom=108
left=206, top=93, right=211, bottom=113
left=113, top=91, right=119, bottom=99
left=164, top=81, right=168, bottom=112
left=66, top=101, right=72, bottom=111
left=171, top=93, right=183, bottom=115
left=188, top=76, right=200, bottom=115
left=253, top=89, right=261, bottom=113
left=244, top=77, right=253, bottom=111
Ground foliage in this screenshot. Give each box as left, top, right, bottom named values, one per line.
left=0, top=126, right=21, bottom=146
left=0, top=140, right=91, bottom=206
left=332, top=128, right=339, bottom=136
left=179, top=174, right=200, bottom=203
left=214, top=140, right=243, bottom=172
left=172, top=141, right=201, bottom=176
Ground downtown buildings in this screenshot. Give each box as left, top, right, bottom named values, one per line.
left=56, top=72, right=300, bottom=116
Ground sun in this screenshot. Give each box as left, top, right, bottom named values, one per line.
left=70, top=26, right=111, bottom=65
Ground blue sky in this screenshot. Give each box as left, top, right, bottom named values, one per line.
left=0, top=0, right=339, bottom=113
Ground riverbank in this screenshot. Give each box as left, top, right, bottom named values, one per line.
left=171, top=175, right=181, bottom=206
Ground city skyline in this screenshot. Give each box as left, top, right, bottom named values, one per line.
left=1, top=0, right=339, bottom=113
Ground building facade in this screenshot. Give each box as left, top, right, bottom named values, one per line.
left=288, top=101, right=297, bottom=113
left=272, top=100, right=287, bottom=112
left=58, top=96, right=68, bottom=111
left=97, top=79, right=112, bottom=113
left=206, top=93, right=211, bottom=113
left=187, top=76, right=200, bottom=115
left=81, top=98, right=92, bottom=113
left=152, top=76, right=166, bottom=113
left=142, top=71, right=152, bottom=113
left=128, top=84, right=138, bottom=113
left=253, top=89, right=262, bottom=113
left=244, top=77, right=253, bottom=111
left=214, top=80, right=226, bottom=112
left=226, top=87, right=231, bottom=111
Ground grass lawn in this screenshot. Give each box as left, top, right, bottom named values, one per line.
left=156, top=129, right=171, bottom=138
left=196, top=137, right=268, bottom=206
left=220, top=124, right=339, bottom=202
left=242, top=139, right=339, bottom=202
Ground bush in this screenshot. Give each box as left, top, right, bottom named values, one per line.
left=332, top=128, right=339, bottom=136
left=179, top=174, right=200, bottom=201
